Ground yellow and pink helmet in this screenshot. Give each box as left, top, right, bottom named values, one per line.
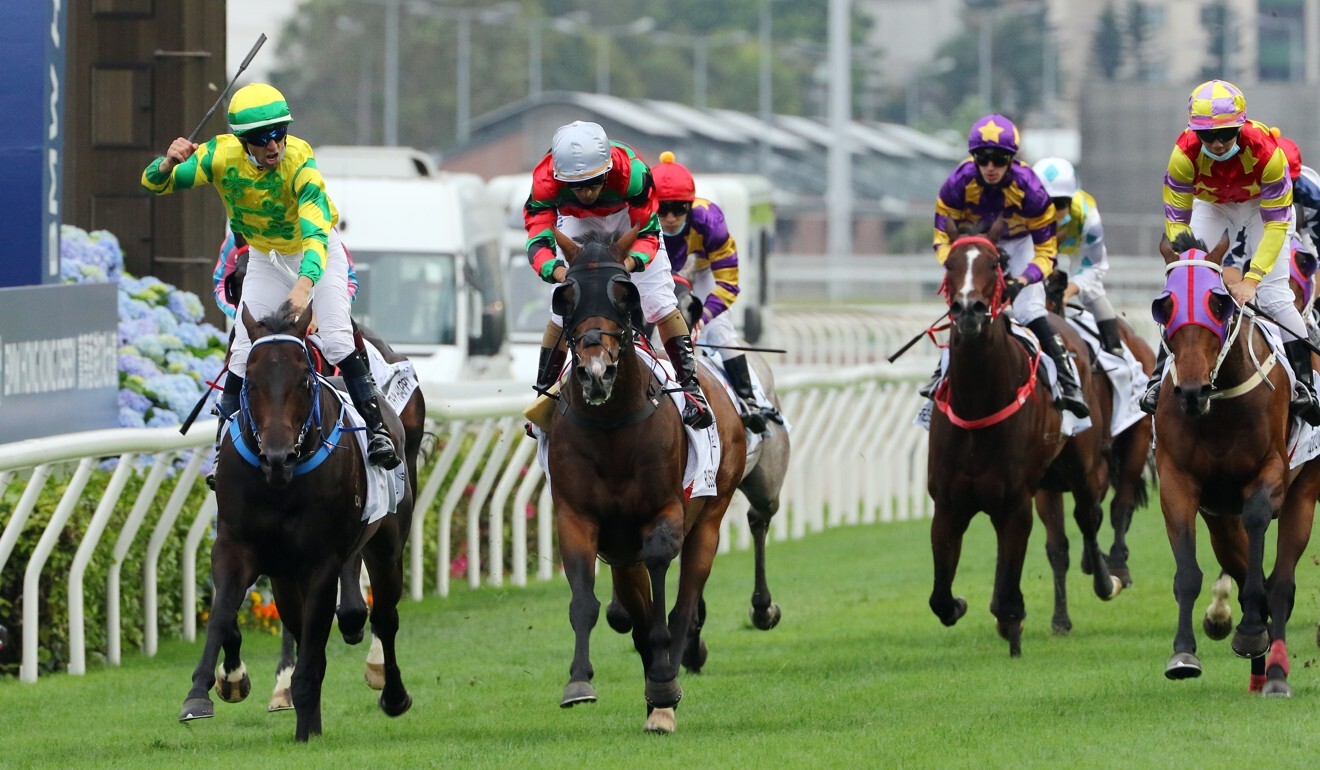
left=1187, top=80, right=1246, bottom=131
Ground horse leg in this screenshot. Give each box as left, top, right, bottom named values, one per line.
left=1231, top=483, right=1279, bottom=659
left=669, top=512, right=724, bottom=677
left=928, top=501, right=972, bottom=627
left=1034, top=489, right=1072, bottom=635
left=747, top=496, right=782, bottom=631
left=291, top=565, right=340, bottom=742
left=557, top=508, right=600, bottom=708
left=1262, top=472, right=1317, bottom=697
left=989, top=499, right=1033, bottom=657
left=1160, top=472, right=1204, bottom=679
left=362, top=527, right=412, bottom=716
left=180, top=540, right=257, bottom=722
left=611, top=564, right=654, bottom=671
left=605, top=583, right=633, bottom=634
left=640, top=514, right=685, bottom=715
left=268, top=624, right=296, bottom=712
left=336, top=556, right=369, bottom=645
left=1106, top=431, right=1146, bottom=587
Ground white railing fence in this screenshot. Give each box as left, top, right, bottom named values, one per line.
left=0, top=364, right=930, bottom=683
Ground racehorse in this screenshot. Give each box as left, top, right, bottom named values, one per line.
left=1152, top=232, right=1317, bottom=695
left=1043, top=270, right=1156, bottom=587
left=547, top=228, right=746, bottom=733
left=927, top=225, right=1121, bottom=657
left=180, top=303, right=415, bottom=740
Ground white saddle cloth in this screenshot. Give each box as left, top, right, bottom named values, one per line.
left=1062, top=307, right=1147, bottom=436
left=326, top=384, right=406, bottom=525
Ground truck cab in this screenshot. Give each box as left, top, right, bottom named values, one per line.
left=316, top=146, right=510, bottom=386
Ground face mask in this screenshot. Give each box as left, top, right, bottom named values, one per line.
left=661, top=221, right=686, bottom=237
left=1202, top=143, right=1241, bottom=162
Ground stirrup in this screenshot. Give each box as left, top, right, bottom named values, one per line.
left=1291, top=387, right=1320, bottom=427
left=681, top=389, right=714, bottom=429
left=1139, top=381, right=1161, bottom=416
left=367, top=431, right=401, bottom=469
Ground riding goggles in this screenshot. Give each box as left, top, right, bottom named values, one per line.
left=973, top=150, right=1014, bottom=168
left=658, top=201, right=691, bottom=217
left=239, top=124, right=288, bottom=147
left=1194, top=127, right=1240, bottom=145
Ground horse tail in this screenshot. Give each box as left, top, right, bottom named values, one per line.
left=419, top=429, right=440, bottom=465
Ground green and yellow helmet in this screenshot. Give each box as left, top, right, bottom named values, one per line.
left=227, top=83, right=293, bottom=136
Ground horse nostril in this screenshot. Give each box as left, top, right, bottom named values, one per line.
left=604, top=365, right=617, bottom=380
left=971, top=300, right=988, bottom=315
left=950, top=300, right=964, bottom=315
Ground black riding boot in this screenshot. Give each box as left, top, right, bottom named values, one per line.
left=663, top=335, right=714, bottom=429
left=1028, top=318, right=1089, bottom=419
left=1097, top=318, right=1124, bottom=356
left=339, top=350, right=401, bottom=469
left=723, top=353, right=769, bottom=434
left=535, top=345, right=568, bottom=394
left=1285, top=339, right=1320, bottom=426
left=1140, top=346, right=1169, bottom=416
left=205, top=373, right=244, bottom=490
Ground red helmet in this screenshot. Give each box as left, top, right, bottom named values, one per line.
left=1273, top=129, right=1303, bottom=180
left=651, top=151, right=695, bottom=202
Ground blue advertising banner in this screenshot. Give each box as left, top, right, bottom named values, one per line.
left=0, top=283, right=119, bottom=442
left=0, top=0, right=68, bottom=288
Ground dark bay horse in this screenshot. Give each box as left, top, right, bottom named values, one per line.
left=180, top=304, right=415, bottom=740
left=928, top=232, right=1121, bottom=657
left=548, top=229, right=746, bottom=733
left=1044, top=270, right=1156, bottom=587
left=1153, top=232, right=1316, bottom=696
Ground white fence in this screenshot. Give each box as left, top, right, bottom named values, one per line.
left=0, top=363, right=931, bottom=683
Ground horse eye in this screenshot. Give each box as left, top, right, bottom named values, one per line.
left=1208, top=295, right=1231, bottom=321
left=1152, top=298, right=1172, bottom=326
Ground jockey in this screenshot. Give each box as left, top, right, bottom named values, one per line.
left=141, top=83, right=401, bottom=471
left=525, top=121, right=712, bottom=429
left=1031, top=157, right=1122, bottom=356
left=212, top=230, right=359, bottom=319
left=1273, top=133, right=1320, bottom=254
left=651, top=151, right=778, bottom=433
left=927, top=113, right=1089, bottom=418
left=1142, top=80, right=1320, bottom=424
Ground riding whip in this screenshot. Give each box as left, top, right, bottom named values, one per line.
left=1244, top=301, right=1320, bottom=358
left=696, top=342, right=788, bottom=354
left=186, top=34, right=268, bottom=143
left=886, top=310, right=951, bottom=363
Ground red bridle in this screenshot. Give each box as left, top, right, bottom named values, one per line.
left=937, top=236, right=1008, bottom=320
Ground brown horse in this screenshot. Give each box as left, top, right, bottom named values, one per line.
left=1153, top=232, right=1316, bottom=695
left=180, top=304, right=415, bottom=740
left=547, top=229, right=745, bottom=733
left=1043, top=270, right=1156, bottom=587
left=927, top=231, right=1121, bottom=657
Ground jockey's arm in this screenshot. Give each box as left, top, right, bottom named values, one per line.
left=624, top=174, right=661, bottom=272
left=1069, top=205, right=1109, bottom=296
left=932, top=175, right=966, bottom=264
left=694, top=203, right=740, bottom=323
left=524, top=181, right=565, bottom=283
left=1022, top=200, right=1057, bottom=285
left=141, top=137, right=215, bottom=195
left=1245, top=149, right=1294, bottom=283
left=212, top=234, right=239, bottom=319
left=1162, top=145, right=1196, bottom=242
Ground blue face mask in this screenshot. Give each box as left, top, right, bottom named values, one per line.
left=661, top=221, right=686, bottom=237
left=1202, top=142, right=1241, bottom=162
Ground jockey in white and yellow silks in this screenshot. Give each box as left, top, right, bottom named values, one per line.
left=1141, top=79, right=1320, bottom=425
left=142, top=83, right=400, bottom=480
left=927, top=113, right=1089, bottom=419
left=1031, top=157, right=1122, bottom=355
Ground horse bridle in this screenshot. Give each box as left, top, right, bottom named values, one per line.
left=236, top=333, right=338, bottom=468
left=938, top=236, right=1008, bottom=319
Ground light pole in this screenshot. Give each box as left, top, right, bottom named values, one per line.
left=652, top=29, right=750, bottom=109
left=528, top=12, right=590, bottom=98
left=760, top=0, right=775, bottom=172
left=591, top=17, right=656, bottom=95
left=406, top=1, right=518, bottom=143
left=827, top=0, right=852, bottom=282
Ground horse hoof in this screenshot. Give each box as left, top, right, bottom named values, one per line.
left=365, top=662, right=386, bottom=691
left=560, top=680, right=597, bottom=708
left=1165, top=652, right=1203, bottom=680
left=179, top=697, right=215, bottom=722
left=1102, top=575, right=1123, bottom=601
left=1108, top=565, right=1133, bottom=588
left=341, top=627, right=365, bottom=646
left=938, top=597, right=968, bottom=627
left=605, top=602, right=633, bottom=634
left=214, top=664, right=250, bottom=703
left=682, top=639, right=708, bottom=674
left=1231, top=628, right=1270, bottom=659
left=644, top=677, right=683, bottom=710
left=644, top=707, right=676, bottom=734
left=267, top=688, right=293, bottom=712
left=1203, top=616, right=1232, bottom=642
left=380, top=691, right=413, bottom=717
left=1051, top=616, right=1072, bottom=636
left=1261, top=679, right=1293, bottom=698
left=1080, top=548, right=1094, bottom=575
left=750, top=603, right=781, bottom=631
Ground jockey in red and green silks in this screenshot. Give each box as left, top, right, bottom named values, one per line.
left=524, top=121, right=712, bottom=429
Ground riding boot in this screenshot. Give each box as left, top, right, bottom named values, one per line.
left=339, top=350, right=401, bottom=469
left=205, top=373, right=244, bottom=491
left=1140, top=346, right=1169, bottom=416
left=1097, top=318, right=1124, bottom=357
left=663, top=334, right=714, bottom=429
left=918, top=363, right=942, bottom=400
left=535, top=344, right=568, bottom=394
left=1284, top=339, right=1320, bottom=426
left=1028, top=317, right=1090, bottom=419
left=723, top=353, right=769, bottom=434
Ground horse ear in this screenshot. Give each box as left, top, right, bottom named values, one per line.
left=241, top=303, right=262, bottom=340
left=294, top=300, right=314, bottom=338
left=943, top=219, right=960, bottom=244
left=1206, top=232, right=1231, bottom=265
left=613, top=224, right=642, bottom=262
left=1158, top=234, right=1178, bottom=264
left=553, top=228, right=580, bottom=266
left=551, top=281, right=576, bottom=320
left=986, top=216, right=1007, bottom=244
left=1298, top=249, right=1319, bottom=279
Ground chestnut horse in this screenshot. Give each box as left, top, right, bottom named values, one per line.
left=927, top=232, right=1121, bottom=657
left=547, top=230, right=746, bottom=733
left=1153, top=232, right=1316, bottom=696
left=180, top=304, right=415, bottom=740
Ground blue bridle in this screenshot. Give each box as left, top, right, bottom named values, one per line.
left=230, top=333, right=344, bottom=477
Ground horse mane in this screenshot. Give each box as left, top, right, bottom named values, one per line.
left=256, top=301, right=303, bottom=335
left=1170, top=231, right=1207, bottom=255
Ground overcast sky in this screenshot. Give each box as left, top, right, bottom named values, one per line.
left=226, top=0, right=298, bottom=83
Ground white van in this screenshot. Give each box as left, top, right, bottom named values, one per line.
left=316, top=146, right=511, bottom=386
left=488, top=172, right=775, bottom=382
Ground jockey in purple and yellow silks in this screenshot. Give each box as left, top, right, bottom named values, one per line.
left=652, top=151, right=779, bottom=433
left=926, top=114, right=1088, bottom=418
left=142, top=83, right=399, bottom=481
left=524, top=121, right=711, bottom=429
left=1141, top=79, right=1320, bottom=424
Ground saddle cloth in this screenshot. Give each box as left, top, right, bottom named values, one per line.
left=324, top=383, right=407, bottom=525
left=915, top=317, right=1092, bottom=436
left=696, top=349, right=793, bottom=458
left=532, top=345, right=722, bottom=500
left=1061, top=307, right=1147, bottom=436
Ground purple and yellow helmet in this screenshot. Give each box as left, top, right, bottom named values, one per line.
left=968, top=114, right=1020, bottom=155
left=1187, top=80, right=1246, bottom=131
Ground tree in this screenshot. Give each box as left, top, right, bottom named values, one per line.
left=1200, top=0, right=1237, bottom=80
left=1126, top=0, right=1151, bottom=81
left=1092, top=3, right=1123, bottom=81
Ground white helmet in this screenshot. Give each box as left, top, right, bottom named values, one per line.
left=1032, top=157, right=1078, bottom=199
left=551, top=121, right=612, bottom=183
